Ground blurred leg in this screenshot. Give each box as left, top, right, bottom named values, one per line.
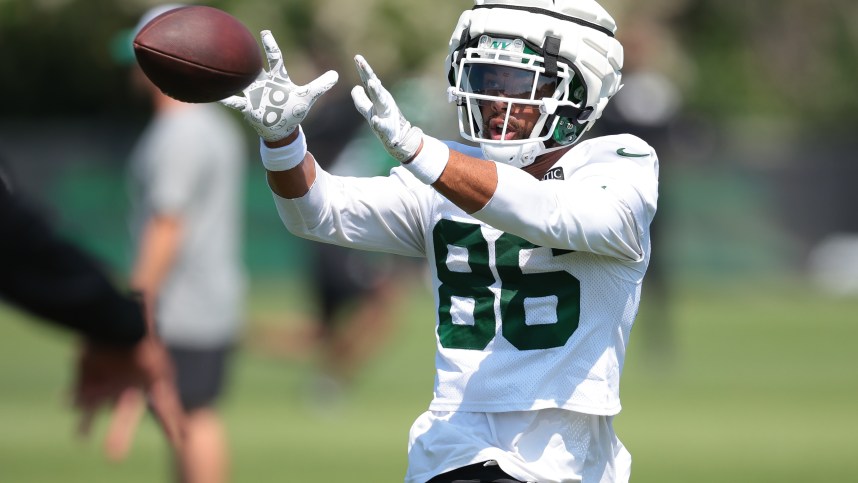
left=177, top=408, right=229, bottom=483
left=326, top=279, right=401, bottom=383
left=167, top=346, right=232, bottom=483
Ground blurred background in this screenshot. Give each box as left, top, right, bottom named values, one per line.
left=1, top=0, right=857, bottom=482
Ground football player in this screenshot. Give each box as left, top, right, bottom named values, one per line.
left=222, top=1, right=658, bottom=481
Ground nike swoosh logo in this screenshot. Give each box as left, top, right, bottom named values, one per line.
left=616, top=148, right=649, bottom=158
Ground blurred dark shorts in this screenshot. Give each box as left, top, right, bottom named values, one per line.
left=312, top=242, right=396, bottom=325
left=167, top=345, right=233, bottom=411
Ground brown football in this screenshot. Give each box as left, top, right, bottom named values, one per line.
left=133, top=5, right=262, bottom=103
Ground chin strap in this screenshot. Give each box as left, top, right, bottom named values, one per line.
left=539, top=143, right=571, bottom=156
left=543, top=36, right=561, bottom=78
left=541, top=98, right=594, bottom=126
left=481, top=141, right=543, bottom=168
left=481, top=139, right=574, bottom=168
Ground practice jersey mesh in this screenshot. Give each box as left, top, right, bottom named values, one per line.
left=269, top=133, right=658, bottom=416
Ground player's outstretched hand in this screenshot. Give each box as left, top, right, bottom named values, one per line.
left=220, top=30, right=339, bottom=143
left=73, top=336, right=185, bottom=462
left=351, top=55, right=424, bottom=163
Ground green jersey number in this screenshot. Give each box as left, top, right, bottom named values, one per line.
left=433, top=219, right=581, bottom=351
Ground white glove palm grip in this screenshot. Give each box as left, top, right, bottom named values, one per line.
left=221, top=30, right=338, bottom=143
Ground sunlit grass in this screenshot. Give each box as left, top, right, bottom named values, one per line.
left=0, top=278, right=856, bottom=482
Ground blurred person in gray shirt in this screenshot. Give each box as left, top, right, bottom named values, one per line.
left=114, top=5, right=247, bottom=482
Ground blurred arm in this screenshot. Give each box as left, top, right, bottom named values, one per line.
left=75, top=319, right=186, bottom=462
left=0, top=188, right=185, bottom=461
left=0, top=192, right=146, bottom=345
left=83, top=212, right=186, bottom=462
left=130, top=214, right=182, bottom=313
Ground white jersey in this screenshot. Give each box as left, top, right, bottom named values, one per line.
left=267, top=133, right=658, bottom=416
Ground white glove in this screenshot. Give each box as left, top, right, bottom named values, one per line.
left=350, top=55, right=450, bottom=184
left=350, top=55, right=424, bottom=163
left=220, top=30, right=338, bottom=143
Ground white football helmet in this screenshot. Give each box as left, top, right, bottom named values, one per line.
left=445, top=0, right=624, bottom=167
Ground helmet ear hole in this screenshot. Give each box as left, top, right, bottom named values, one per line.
left=552, top=117, right=582, bottom=145
left=549, top=69, right=589, bottom=146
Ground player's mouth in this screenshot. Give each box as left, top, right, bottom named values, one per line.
left=486, top=117, right=521, bottom=141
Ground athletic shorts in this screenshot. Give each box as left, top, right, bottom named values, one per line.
left=167, top=345, right=232, bottom=411
left=428, top=460, right=524, bottom=482
left=406, top=409, right=631, bottom=483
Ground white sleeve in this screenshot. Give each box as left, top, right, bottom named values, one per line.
left=473, top=146, right=658, bottom=262
left=270, top=163, right=429, bottom=257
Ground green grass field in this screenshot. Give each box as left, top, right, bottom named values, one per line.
left=1, top=278, right=856, bottom=482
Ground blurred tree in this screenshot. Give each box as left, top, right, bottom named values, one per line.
left=0, top=0, right=467, bottom=118
left=1, top=0, right=855, bottom=127
left=676, top=0, right=858, bottom=125
left=0, top=0, right=134, bottom=117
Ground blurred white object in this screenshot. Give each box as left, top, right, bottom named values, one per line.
left=807, top=234, right=858, bottom=295
left=612, top=71, right=682, bottom=127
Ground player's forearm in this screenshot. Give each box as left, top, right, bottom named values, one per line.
left=429, top=148, right=498, bottom=214
left=265, top=152, right=316, bottom=199
left=262, top=127, right=317, bottom=199
left=398, top=137, right=497, bottom=214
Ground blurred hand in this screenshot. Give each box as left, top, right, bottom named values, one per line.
left=220, top=30, right=339, bottom=143
left=73, top=336, right=185, bottom=461
left=351, top=55, right=424, bottom=163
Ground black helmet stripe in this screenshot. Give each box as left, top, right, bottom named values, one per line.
left=472, top=4, right=615, bottom=38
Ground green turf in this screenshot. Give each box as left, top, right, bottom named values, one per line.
left=1, top=278, right=856, bottom=482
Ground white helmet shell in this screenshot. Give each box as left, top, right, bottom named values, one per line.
left=445, top=0, right=624, bottom=166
